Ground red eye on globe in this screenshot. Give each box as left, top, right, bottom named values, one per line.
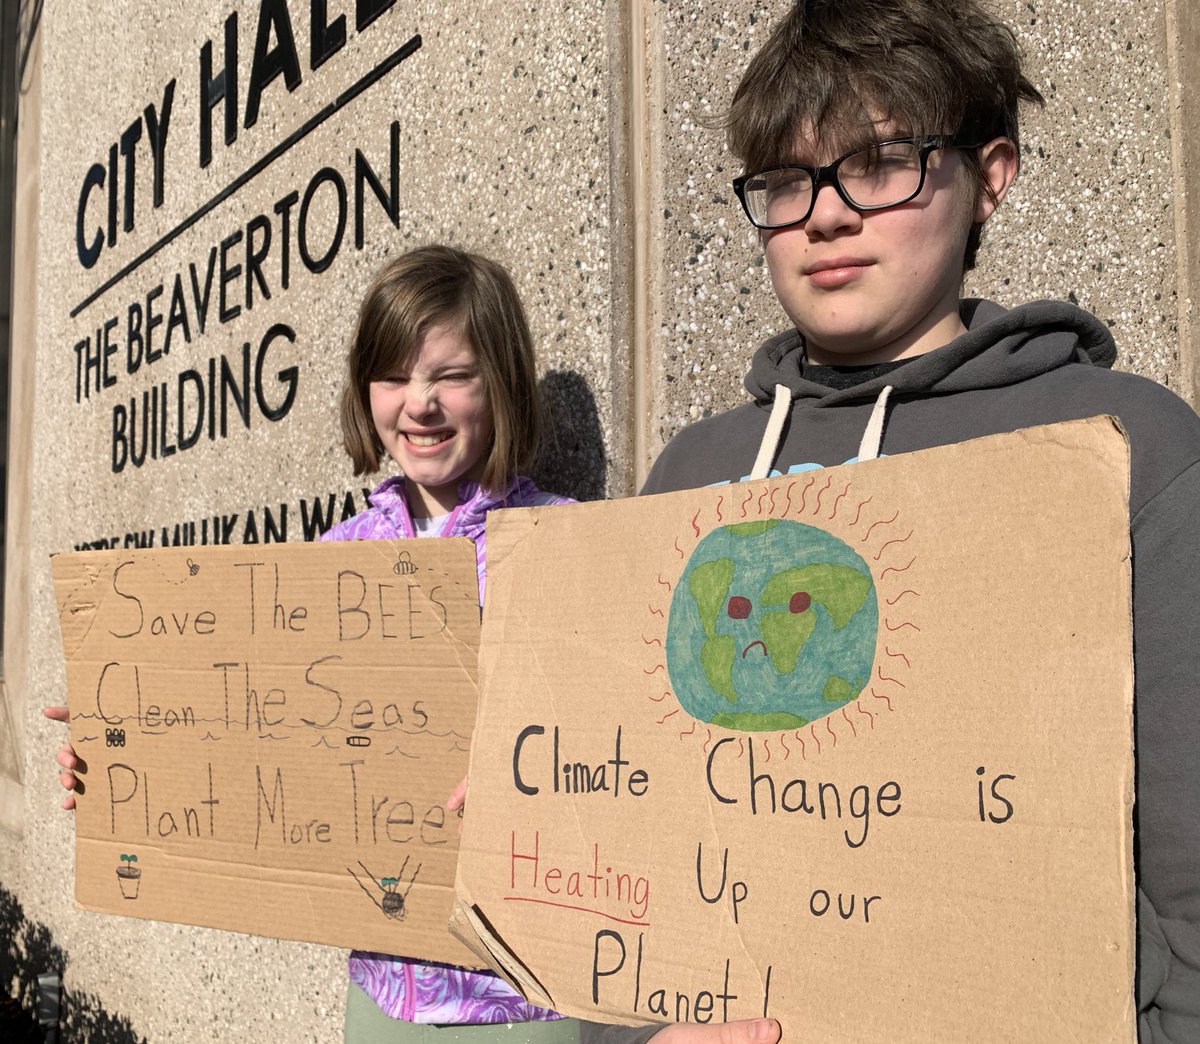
left=789, top=591, right=812, bottom=614
left=727, top=596, right=752, bottom=619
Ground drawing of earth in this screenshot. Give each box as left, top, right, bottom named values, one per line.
left=666, top=519, right=878, bottom=731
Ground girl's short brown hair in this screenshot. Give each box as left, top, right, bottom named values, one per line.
left=339, top=244, right=541, bottom=491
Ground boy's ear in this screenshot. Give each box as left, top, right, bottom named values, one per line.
left=975, top=137, right=1020, bottom=223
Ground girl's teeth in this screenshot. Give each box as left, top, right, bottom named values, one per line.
left=408, top=433, right=450, bottom=447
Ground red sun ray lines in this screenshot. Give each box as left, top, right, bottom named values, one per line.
left=797, top=476, right=816, bottom=514
left=690, top=510, right=701, bottom=537
left=703, top=728, right=713, bottom=753
left=784, top=481, right=796, bottom=515
left=642, top=634, right=663, bottom=647
left=780, top=732, right=791, bottom=759
left=885, top=589, right=919, bottom=606
left=809, top=722, right=822, bottom=754
left=884, top=619, right=921, bottom=633
left=850, top=496, right=873, bottom=527
left=884, top=647, right=911, bottom=668
left=643, top=663, right=666, bottom=675
left=879, top=556, right=916, bottom=580
left=673, top=537, right=686, bottom=559
left=648, top=604, right=665, bottom=618
left=825, top=717, right=837, bottom=747
left=737, top=738, right=745, bottom=759
left=862, top=510, right=900, bottom=543
left=841, top=705, right=858, bottom=738
left=767, top=486, right=779, bottom=515
left=715, top=495, right=724, bottom=522
left=829, top=482, right=852, bottom=519
left=680, top=720, right=697, bottom=739
left=871, top=687, right=894, bottom=711
left=795, top=729, right=808, bottom=760
left=873, top=529, right=914, bottom=562
left=656, top=575, right=673, bottom=592
left=763, top=738, right=772, bottom=763
left=757, top=487, right=770, bottom=514
left=739, top=488, right=753, bottom=518
left=877, top=664, right=907, bottom=687
left=856, top=699, right=876, bottom=729
left=647, top=691, right=667, bottom=703
left=656, top=708, right=680, bottom=724
left=813, top=476, right=834, bottom=515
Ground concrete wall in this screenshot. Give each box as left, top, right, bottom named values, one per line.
left=2, top=0, right=1195, bottom=1040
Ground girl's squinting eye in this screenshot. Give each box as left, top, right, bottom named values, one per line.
left=789, top=591, right=812, bottom=614
left=727, top=596, right=752, bottom=619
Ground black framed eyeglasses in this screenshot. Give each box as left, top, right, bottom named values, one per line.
left=732, top=135, right=979, bottom=230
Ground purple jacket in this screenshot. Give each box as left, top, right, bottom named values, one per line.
left=322, top=474, right=573, bottom=1024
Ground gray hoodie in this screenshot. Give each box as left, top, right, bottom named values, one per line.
left=636, top=299, right=1200, bottom=1043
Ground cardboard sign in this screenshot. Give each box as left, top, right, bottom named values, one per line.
left=453, top=418, right=1136, bottom=1042
left=52, top=539, right=482, bottom=964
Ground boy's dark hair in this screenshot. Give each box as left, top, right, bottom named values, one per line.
left=725, top=0, right=1044, bottom=269
left=340, top=244, right=541, bottom=490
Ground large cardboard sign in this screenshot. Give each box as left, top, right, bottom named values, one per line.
left=52, top=539, right=482, bottom=964
left=453, top=418, right=1136, bottom=1042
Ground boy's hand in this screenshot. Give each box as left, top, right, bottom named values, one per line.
left=43, top=705, right=81, bottom=811
left=653, top=1020, right=781, bottom=1044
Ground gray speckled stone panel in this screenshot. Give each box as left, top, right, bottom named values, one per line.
left=648, top=0, right=1182, bottom=465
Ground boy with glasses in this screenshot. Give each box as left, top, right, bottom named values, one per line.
left=590, top=0, right=1200, bottom=1040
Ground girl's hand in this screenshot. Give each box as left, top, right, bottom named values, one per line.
left=43, top=705, right=81, bottom=811
left=446, top=775, right=468, bottom=835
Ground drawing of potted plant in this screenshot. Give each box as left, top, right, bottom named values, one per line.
left=116, top=853, right=141, bottom=900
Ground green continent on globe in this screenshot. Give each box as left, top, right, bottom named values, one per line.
left=666, top=518, right=878, bottom=731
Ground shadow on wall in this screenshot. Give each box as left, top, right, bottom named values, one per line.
left=1, top=886, right=146, bottom=1044
left=534, top=371, right=607, bottom=502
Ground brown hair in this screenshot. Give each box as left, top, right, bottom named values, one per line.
left=724, top=0, right=1044, bottom=269
left=339, top=244, right=541, bottom=490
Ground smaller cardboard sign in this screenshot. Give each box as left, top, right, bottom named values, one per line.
left=453, top=418, right=1136, bottom=1043
left=52, top=539, right=482, bottom=964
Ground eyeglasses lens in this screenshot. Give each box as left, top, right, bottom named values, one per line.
left=744, top=141, right=925, bottom=227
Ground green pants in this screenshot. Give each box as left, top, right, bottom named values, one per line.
left=345, top=982, right=582, bottom=1044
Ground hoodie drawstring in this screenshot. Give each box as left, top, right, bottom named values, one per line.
left=857, top=384, right=893, bottom=461
left=750, top=382, right=895, bottom=478
left=749, top=384, right=792, bottom=480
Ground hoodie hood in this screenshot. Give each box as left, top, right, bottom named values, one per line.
left=744, top=298, right=1118, bottom=406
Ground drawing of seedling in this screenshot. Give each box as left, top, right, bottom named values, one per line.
left=380, top=876, right=406, bottom=918
left=116, top=853, right=141, bottom=900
